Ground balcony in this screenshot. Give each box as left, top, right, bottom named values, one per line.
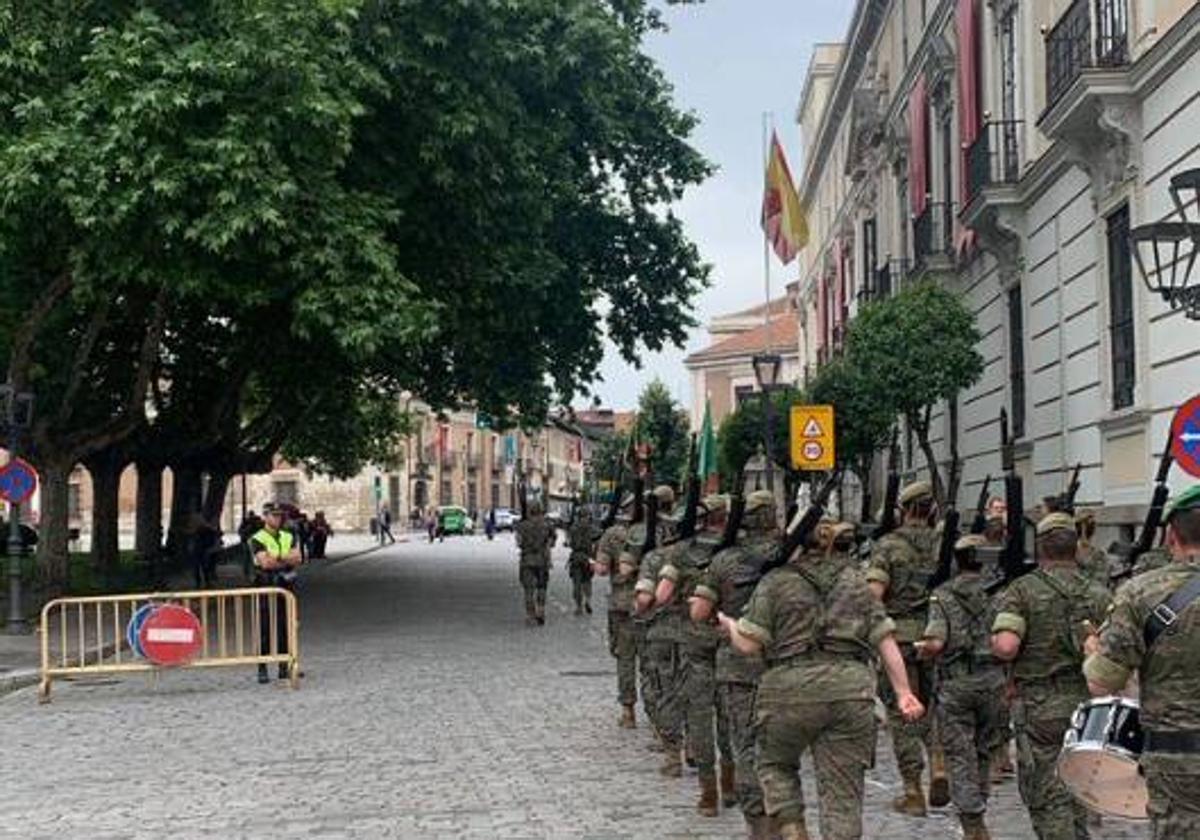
left=465, top=453, right=481, bottom=473
left=1044, top=0, right=1129, bottom=112
left=858, top=259, right=910, bottom=304
left=966, top=120, right=1022, bottom=198
left=961, top=120, right=1025, bottom=283
left=912, top=201, right=956, bottom=276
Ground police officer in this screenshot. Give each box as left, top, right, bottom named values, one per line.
left=250, top=502, right=303, bottom=684
left=720, top=518, right=925, bottom=840
left=990, top=512, right=1110, bottom=840
left=1084, top=485, right=1200, bottom=839
left=919, top=534, right=1005, bottom=840
left=515, top=499, right=556, bottom=625
left=867, top=480, right=947, bottom=814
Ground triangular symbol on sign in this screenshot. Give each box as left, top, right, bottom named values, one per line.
left=803, top=418, right=823, bottom=438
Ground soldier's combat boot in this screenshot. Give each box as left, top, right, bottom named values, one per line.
left=584, top=599, right=592, bottom=614
left=928, top=747, right=951, bottom=808
left=697, top=773, right=719, bottom=817
left=778, top=820, right=810, bottom=840
left=720, top=760, right=737, bottom=807
left=960, top=812, right=990, bottom=840
left=658, top=742, right=683, bottom=778
left=619, top=704, right=636, bottom=729
left=891, top=776, right=928, bottom=817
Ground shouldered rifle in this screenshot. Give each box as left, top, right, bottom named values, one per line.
left=630, top=476, right=646, bottom=525
left=1062, top=462, right=1082, bottom=514
left=640, top=492, right=659, bottom=554
left=764, top=468, right=842, bottom=575
left=678, top=434, right=701, bottom=540
left=1114, top=427, right=1174, bottom=582
left=872, top=427, right=901, bottom=540
left=970, top=474, right=992, bottom=534
left=712, top=464, right=747, bottom=555
left=930, top=457, right=962, bottom=591
left=989, top=408, right=1033, bottom=592
left=602, top=451, right=625, bottom=528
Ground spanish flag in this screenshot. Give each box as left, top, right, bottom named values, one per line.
left=761, top=131, right=808, bottom=264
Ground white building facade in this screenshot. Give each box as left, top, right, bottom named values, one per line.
left=796, top=0, right=1200, bottom=538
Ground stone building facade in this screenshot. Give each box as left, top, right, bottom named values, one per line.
left=795, top=0, right=1200, bottom=540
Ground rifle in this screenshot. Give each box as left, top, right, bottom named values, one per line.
left=601, top=450, right=625, bottom=528
left=712, top=464, right=748, bottom=555
left=929, top=457, right=962, bottom=591
left=989, top=408, right=1033, bottom=592
left=872, top=427, right=901, bottom=540
left=763, top=468, right=842, bottom=575
left=665, top=434, right=701, bottom=546
left=640, top=492, right=659, bottom=555
left=1061, top=462, right=1082, bottom=514
left=970, top=474, right=992, bottom=535
left=1114, top=427, right=1174, bottom=582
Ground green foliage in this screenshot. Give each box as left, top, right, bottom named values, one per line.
left=635, top=380, right=690, bottom=487
left=805, top=357, right=894, bottom=472
left=716, top=388, right=798, bottom=489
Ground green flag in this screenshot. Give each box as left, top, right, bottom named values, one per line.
left=698, top=398, right=718, bottom=479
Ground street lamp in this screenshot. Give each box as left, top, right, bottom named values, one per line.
left=752, top=353, right=783, bottom=493
left=2, top=383, right=35, bottom=634
left=1130, top=167, right=1200, bottom=319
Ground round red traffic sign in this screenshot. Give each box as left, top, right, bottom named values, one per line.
left=1171, top=395, right=1200, bottom=478
left=138, top=604, right=203, bottom=667
left=802, top=441, right=824, bottom=462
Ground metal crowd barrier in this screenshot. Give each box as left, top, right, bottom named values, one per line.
left=38, top=586, right=300, bottom=704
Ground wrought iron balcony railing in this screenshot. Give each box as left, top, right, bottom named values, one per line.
left=1045, top=0, right=1129, bottom=109
left=913, top=201, right=956, bottom=265
left=967, top=120, right=1023, bottom=199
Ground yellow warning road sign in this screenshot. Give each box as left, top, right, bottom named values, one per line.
left=789, top=405, right=835, bottom=471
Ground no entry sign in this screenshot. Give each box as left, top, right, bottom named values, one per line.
left=1171, top=395, right=1200, bottom=478
left=0, top=457, right=38, bottom=505
left=138, top=604, right=203, bottom=667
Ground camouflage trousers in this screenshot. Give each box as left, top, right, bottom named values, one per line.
left=606, top=610, right=638, bottom=706
left=518, top=565, right=548, bottom=617
left=1143, top=752, right=1200, bottom=840
left=720, top=680, right=765, bottom=817
left=879, top=655, right=937, bottom=783
left=1013, top=707, right=1091, bottom=840
left=938, top=669, right=1005, bottom=816
left=635, top=621, right=655, bottom=721
left=680, top=646, right=729, bottom=778
left=644, top=638, right=685, bottom=745
left=755, top=688, right=875, bottom=839
left=570, top=576, right=592, bottom=608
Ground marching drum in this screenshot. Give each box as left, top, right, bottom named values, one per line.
left=1057, top=696, right=1149, bottom=820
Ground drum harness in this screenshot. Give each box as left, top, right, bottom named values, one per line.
left=1141, top=571, right=1200, bottom=754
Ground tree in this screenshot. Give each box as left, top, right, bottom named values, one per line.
left=843, top=282, right=983, bottom=505
left=635, top=380, right=690, bottom=488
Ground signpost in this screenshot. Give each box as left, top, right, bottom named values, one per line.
left=0, top=457, right=38, bottom=506
left=1171, top=394, right=1200, bottom=478
left=789, top=405, right=836, bottom=472
left=138, top=604, right=203, bottom=667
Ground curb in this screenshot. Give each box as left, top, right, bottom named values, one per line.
left=0, top=669, right=39, bottom=698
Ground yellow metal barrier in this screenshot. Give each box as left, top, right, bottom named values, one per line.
left=38, top=587, right=300, bottom=704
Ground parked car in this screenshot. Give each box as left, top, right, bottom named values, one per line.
left=437, top=506, right=474, bottom=536
left=492, top=508, right=521, bottom=531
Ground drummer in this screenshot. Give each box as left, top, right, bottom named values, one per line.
left=1084, top=484, right=1200, bottom=840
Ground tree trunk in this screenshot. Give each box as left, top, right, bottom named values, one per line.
left=87, top=453, right=124, bottom=576
left=947, top=394, right=961, bottom=505
left=202, top=469, right=232, bottom=526
left=135, top=461, right=164, bottom=561
left=166, top=464, right=203, bottom=562
left=858, top=454, right=875, bottom=523
left=35, top=459, right=73, bottom=589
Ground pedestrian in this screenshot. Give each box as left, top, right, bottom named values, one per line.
left=310, top=511, right=333, bottom=559
left=515, top=500, right=556, bottom=625
left=719, top=518, right=925, bottom=840
left=990, top=512, right=1111, bottom=840
left=566, top=508, right=595, bottom=614
left=249, top=502, right=304, bottom=684
left=187, top=512, right=222, bottom=589
left=866, top=480, right=948, bottom=815
left=426, top=508, right=437, bottom=543
left=691, top=490, right=780, bottom=838
left=1084, top=484, right=1200, bottom=839
left=486, top=507, right=497, bottom=541
left=918, top=533, right=1006, bottom=840
left=378, top=504, right=396, bottom=545
left=593, top=500, right=636, bottom=727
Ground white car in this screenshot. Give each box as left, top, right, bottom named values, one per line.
left=492, top=508, right=521, bottom=531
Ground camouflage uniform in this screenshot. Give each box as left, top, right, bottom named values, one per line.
left=1085, top=554, right=1200, bottom=840
left=1076, top=543, right=1112, bottom=589
left=867, top=522, right=940, bottom=791
left=596, top=522, right=637, bottom=708
left=636, top=539, right=688, bottom=758
left=566, top=516, right=596, bottom=614
left=738, top=547, right=894, bottom=839
left=923, top=545, right=1005, bottom=835
left=992, top=532, right=1110, bottom=840
left=515, top=511, right=556, bottom=623
left=694, top=504, right=777, bottom=825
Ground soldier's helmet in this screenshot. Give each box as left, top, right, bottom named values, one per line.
left=653, top=484, right=676, bottom=510
left=701, top=494, right=728, bottom=517
left=899, top=480, right=934, bottom=508
left=1036, top=511, right=1076, bottom=537
left=743, top=490, right=777, bottom=532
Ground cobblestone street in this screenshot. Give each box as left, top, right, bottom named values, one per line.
left=0, top=536, right=1149, bottom=840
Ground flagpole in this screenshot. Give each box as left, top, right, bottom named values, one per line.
left=762, top=112, right=773, bottom=352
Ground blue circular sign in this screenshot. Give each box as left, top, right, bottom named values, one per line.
left=126, top=604, right=158, bottom=659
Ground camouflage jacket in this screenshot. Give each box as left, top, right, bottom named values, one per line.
left=515, top=517, right=556, bottom=568
left=1077, top=543, right=1112, bottom=588
left=866, top=524, right=939, bottom=641
left=567, top=520, right=596, bottom=565
left=661, top=535, right=722, bottom=653
left=993, top=564, right=1111, bottom=720
left=636, top=540, right=687, bottom=642
left=595, top=523, right=631, bottom=611
left=1084, top=557, right=1200, bottom=732
left=738, top=552, right=895, bottom=703
left=610, top=522, right=648, bottom=613
left=925, top=572, right=1001, bottom=673
left=694, top=536, right=777, bottom=684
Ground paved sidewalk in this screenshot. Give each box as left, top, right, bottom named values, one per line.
left=0, top=535, right=1148, bottom=839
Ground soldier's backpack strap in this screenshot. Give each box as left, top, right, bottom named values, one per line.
left=1144, top=572, right=1200, bottom=649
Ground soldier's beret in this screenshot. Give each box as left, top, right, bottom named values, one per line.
left=1036, top=511, right=1076, bottom=536
left=653, top=485, right=676, bottom=507
left=1166, top=484, right=1200, bottom=521
left=745, top=490, right=776, bottom=513
left=954, top=533, right=989, bottom=552
left=899, top=480, right=933, bottom=506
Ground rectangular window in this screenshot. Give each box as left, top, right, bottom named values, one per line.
left=1107, top=204, right=1135, bottom=409
left=1000, top=7, right=1017, bottom=125
left=68, top=483, right=82, bottom=520
left=490, top=483, right=500, bottom=510
left=734, top=385, right=755, bottom=406
left=273, top=480, right=299, bottom=506
left=862, top=218, right=877, bottom=285
left=1008, top=286, right=1026, bottom=438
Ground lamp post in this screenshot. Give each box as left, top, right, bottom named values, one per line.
left=752, top=353, right=783, bottom=493
left=2, top=383, right=34, bottom=634
left=1130, top=168, right=1200, bottom=319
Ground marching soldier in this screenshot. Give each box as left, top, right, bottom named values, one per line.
left=1084, top=484, right=1200, bottom=839
left=515, top=500, right=556, bottom=626
left=918, top=534, right=1005, bottom=840
left=691, top=490, right=779, bottom=839
left=866, top=480, right=948, bottom=814
left=1075, top=510, right=1111, bottom=587
left=566, top=508, right=596, bottom=615
left=990, top=512, right=1111, bottom=840
left=719, top=518, right=925, bottom=840
left=592, top=501, right=636, bottom=726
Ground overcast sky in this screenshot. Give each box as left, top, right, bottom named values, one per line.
left=584, top=0, right=853, bottom=410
